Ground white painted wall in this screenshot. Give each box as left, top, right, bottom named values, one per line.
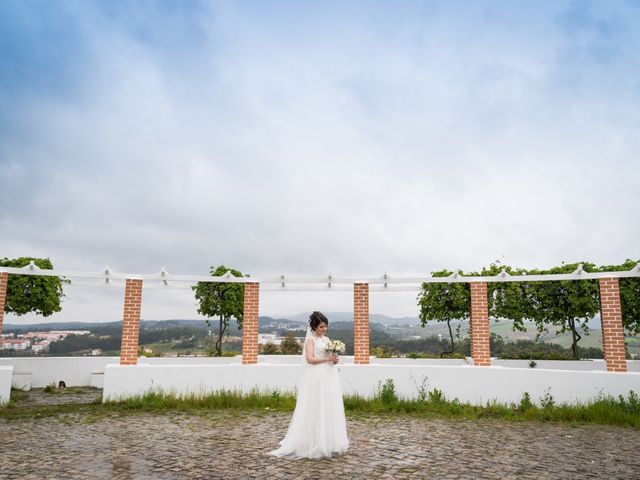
left=0, top=357, right=117, bottom=388
left=1, top=356, right=638, bottom=390
left=0, top=366, right=12, bottom=405
left=102, top=363, right=640, bottom=406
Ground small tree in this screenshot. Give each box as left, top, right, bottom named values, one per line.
left=0, top=257, right=64, bottom=317
left=417, top=269, right=470, bottom=357
left=280, top=332, right=302, bottom=354
left=527, top=262, right=600, bottom=360
left=192, top=265, right=246, bottom=357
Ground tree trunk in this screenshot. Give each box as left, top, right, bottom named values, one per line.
left=441, top=319, right=455, bottom=357
left=215, top=316, right=228, bottom=356
left=568, top=318, right=581, bottom=360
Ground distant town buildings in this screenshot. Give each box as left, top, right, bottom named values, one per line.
left=0, top=330, right=90, bottom=353
left=1, top=339, right=31, bottom=350
left=258, top=333, right=282, bottom=345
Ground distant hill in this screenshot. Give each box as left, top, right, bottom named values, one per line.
left=3, top=313, right=610, bottom=349
left=4, top=316, right=304, bottom=333
left=288, top=312, right=422, bottom=326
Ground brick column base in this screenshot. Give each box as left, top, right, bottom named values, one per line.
left=354, top=282, right=370, bottom=364
left=0, top=272, right=8, bottom=338
left=599, top=278, right=627, bottom=372
left=470, top=282, right=490, bottom=366
left=120, top=279, right=143, bottom=365
left=242, top=282, right=260, bottom=365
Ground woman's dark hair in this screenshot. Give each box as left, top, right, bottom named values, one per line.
left=309, top=311, right=328, bottom=331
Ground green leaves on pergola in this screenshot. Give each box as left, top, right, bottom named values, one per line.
left=417, top=259, right=640, bottom=360
left=0, top=257, right=64, bottom=317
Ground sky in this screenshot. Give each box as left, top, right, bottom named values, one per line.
left=1, top=0, right=639, bottom=324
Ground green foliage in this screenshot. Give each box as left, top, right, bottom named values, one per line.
left=482, top=263, right=531, bottom=331
left=103, top=388, right=297, bottom=412
left=262, top=342, right=279, bottom=354
left=598, top=259, right=640, bottom=335
left=540, top=389, right=555, bottom=409
left=4, top=386, right=640, bottom=428
left=46, top=326, right=209, bottom=356
left=418, top=270, right=470, bottom=324
left=376, top=378, right=399, bottom=405
left=494, top=339, right=604, bottom=360
left=519, top=392, right=534, bottom=411
left=0, top=257, right=64, bottom=317
left=417, top=269, right=470, bottom=356
left=280, top=332, right=302, bottom=355
left=43, top=383, right=56, bottom=394
left=371, top=345, right=395, bottom=358
left=192, top=265, right=246, bottom=356
left=417, top=261, right=634, bottom=360
left=407, top=352, right=431, bottom=359
left=527, top=262, right=600, bottom=359
left=428, top=388, right=445, bottom=403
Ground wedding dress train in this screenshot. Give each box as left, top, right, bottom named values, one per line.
left=267, top=332, right=349, bottom=459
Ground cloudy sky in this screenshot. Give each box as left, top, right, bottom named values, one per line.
left=1, top=1, right=639, bottom=324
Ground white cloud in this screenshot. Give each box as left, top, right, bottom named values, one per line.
left=1, top=1, right=639, bottom=322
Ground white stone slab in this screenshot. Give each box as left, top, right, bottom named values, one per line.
left=0, top=366, right=12, bottom=404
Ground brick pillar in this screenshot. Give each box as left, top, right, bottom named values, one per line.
left=470, top=282, right=490, bottom=366
left=120, top=279, right=143, bottom=366
left=0, top=272, right=8, bottom=338
left=599, top=278, right=627, bottom=372
left=354, top=282, right=370, bottom=364
left=242, top=282, right=260, bottom=365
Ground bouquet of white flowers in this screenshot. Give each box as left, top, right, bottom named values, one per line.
left=326, top=339, right=345, bottom=355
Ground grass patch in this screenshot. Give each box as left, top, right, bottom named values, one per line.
left=2, top=381, right=639, bottom=429
left=103, top=387, right=297, bottom=412
left=2, top=388, right=29, bottom=408
left=90, top=388, right=640, bottom=428
left=42, top=385, right=92, bottom=395
left=103, top=387, right=640, bottom=428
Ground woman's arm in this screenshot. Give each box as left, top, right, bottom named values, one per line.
left=305, top=339, right=336, bottom=365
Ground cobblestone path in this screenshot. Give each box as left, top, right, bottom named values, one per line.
left=1, top=394, right=639, bottom=479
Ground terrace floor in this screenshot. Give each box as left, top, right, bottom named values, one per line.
left=1, top=389, right=639, bottom=480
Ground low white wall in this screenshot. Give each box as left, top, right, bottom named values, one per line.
left=102, top=363, right=640, bottom=406
left=0, top=357, right=118, bottom=388
left=1, top=356, right=638, bottom=389
left=0, top=366, right=12, bottom=405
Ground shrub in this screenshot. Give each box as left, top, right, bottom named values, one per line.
left=371, top=346, right=394, bottom=358
left=262, top=342, right=280, bottom=354
left=280, top=332, right=302, bottom=355
left=540, top=389, right=555, bottom=409
left=43, top=383, right=56, bottom=394
left=428, top=388, right=445, bottom=404
left=519, top=392, right=534, bottom=411
left=377, top=378, right=398, bottom=405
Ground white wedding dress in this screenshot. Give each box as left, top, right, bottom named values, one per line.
left=268, top=329, right=349, bottom=459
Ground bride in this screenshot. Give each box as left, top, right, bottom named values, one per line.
left=267, top=311, right=349, bottom=459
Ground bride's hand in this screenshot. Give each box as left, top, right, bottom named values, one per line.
left=330, top=354, right=339, bottom=364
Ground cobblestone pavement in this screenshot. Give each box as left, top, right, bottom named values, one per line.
left=1, top=397, right=639, bottom=479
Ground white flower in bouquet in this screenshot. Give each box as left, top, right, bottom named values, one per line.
left=326, top=340, right=345, bottom=355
